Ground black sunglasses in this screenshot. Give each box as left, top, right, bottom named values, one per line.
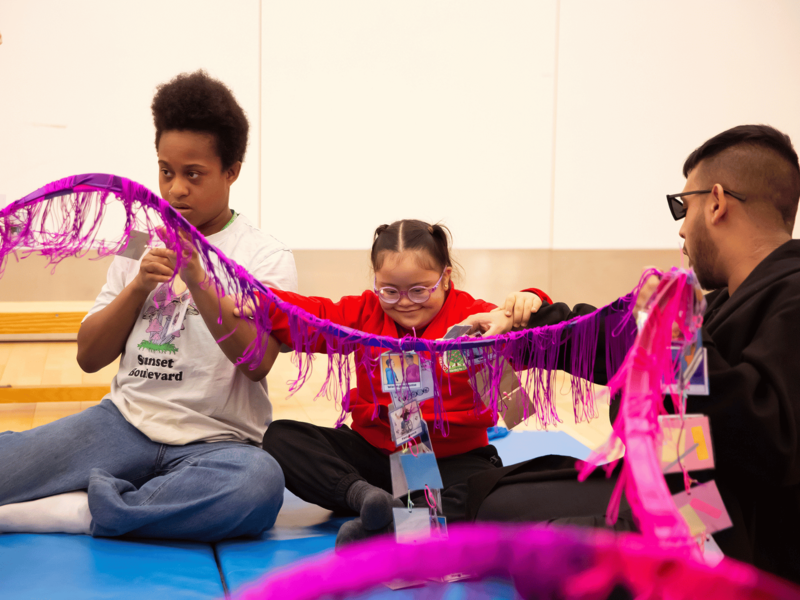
left=666, top=189, right=747, bottom=220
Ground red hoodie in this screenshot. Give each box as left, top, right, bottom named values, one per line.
left=268, top=287, right=501, bottom=457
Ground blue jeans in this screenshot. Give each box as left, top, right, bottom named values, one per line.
left=0, top=399, right=284, bottom=542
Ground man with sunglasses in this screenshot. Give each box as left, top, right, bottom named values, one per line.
left=466, top=124, right=800, bottom=584
left=658, top=125, right=800, bottom=582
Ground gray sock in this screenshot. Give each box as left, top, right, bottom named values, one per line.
left=335, top=518, right=395, bottom=551
left=344, top=480, right=404, bottom=531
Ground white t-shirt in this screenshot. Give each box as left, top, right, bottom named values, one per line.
left=85, top=214, right=298, bottom=445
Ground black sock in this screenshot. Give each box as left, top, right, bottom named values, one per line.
left=344, top=480, right=404, bottom=531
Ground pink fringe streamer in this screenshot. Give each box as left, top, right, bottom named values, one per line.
left=579, top=269, right=705, bottom=555
left=234, top=524, right=800, bottom=600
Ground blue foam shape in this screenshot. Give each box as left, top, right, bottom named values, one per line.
left=400, top=452, right=444, bottom=491
left=0, top=533, right=223, bottom=600
left=491, top=430, right=592, bottom=466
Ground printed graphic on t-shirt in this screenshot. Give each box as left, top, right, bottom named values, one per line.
left=137, top=283, right=198, bottom=354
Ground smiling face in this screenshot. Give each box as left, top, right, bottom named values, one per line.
left=157, top=130, right=240, bottom=236
left=679, top=168, right=726, bottom=290
left=374, top=250, right=451, bottom=331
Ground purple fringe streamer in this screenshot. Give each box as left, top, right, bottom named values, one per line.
left=2, top=173, right=639, bottom=435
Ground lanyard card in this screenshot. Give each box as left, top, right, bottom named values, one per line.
left=393, top=507, right=432, bottom=544
left=400, top=452, right=443, bottom=492
left=165, top=293, right=191, bottom=338
left=658, top=414, right=714, bottom=473
left=381, top=351, right=422, bottom=394
left=664, top=330, right=709, bottom=396
left=116, top=230, right=151, bottom=261
left=389, top=400, right=424, bottom=446
left=391, top=358, right=435, bottom=409
left=390, top=452, right=444, bottom=498
left=672, top=479, right=733, bottom=536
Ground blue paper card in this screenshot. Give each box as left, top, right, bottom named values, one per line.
left=399, top=452, right=444, bottom=491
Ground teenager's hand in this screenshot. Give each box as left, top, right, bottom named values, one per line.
left=154, top=228, right=206, bottom=287
left=175, top=230, right=207, bottom=287
left=132, top=249, right=175, bottom=294
left=500, top=291, right=543, bottom=328
left=460, top=310, right=514, bottom=336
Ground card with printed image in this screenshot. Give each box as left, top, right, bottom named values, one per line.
left=672, top=480, right=732, bottom=535
left=393, top=508, right=432, bottom=544
left=116, top=230, right=151, bottom=261
left=390, top=358, right=435, bottom=408
left=664, top=330, right=709, bottom=396
left=389, top=400, right=424, bottom=446
left=381, top=352, right=422, bottom=393
left=659, top=414, right=714, bottom=473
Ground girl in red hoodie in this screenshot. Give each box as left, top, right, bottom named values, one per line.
left=258, top=219, right=547, bottom=545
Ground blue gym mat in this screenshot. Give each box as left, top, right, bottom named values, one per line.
left=217, top=430, right=590, bottom=597
left=0, top=430, right=589, bottom=598
left=0, top=533, right=224, bottom=599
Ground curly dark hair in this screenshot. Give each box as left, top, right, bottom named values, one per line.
left=151, top=70, right=249, bottom=170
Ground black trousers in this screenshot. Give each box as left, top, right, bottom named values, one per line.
left=263, top=420, right=501, bottom=522
left=466, top=454, right=636, bottom=531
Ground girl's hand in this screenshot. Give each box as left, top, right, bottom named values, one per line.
left=232, top=295, right=256, bottom=319
left=460, top=310, right=514, bottom=336
left=132, top=249, right=175, bottom=294
left=500, top=291, right=543, bottom=328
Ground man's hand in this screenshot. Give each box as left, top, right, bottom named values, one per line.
left=460, top=310, right=514, bottom=336
left=500, top=291, right=543, bottom=328
left=633, top=268, right=661, bottom=322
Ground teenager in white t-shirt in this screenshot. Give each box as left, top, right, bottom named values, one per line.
left=0, top=71, right=297, bottom=541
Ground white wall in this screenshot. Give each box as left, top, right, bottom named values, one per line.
left=552, top=0, right=800, bottom=249
left=0, top=0, right=261, bottom=222
left=260, top=0, right=558, bottom=250
left=2, top=1, right=799, bottom=251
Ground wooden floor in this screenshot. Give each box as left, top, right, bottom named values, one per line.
left=0, top=342, right=613, bottom=450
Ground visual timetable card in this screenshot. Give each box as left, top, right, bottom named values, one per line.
left=381, top=352, right=422, bottom=393
left=664, top=331, right=709, bottom=396
left=116, top=229, right=150, bottom=261
left=672, top=480, right=732, bottom=536
left=658, top=414, right=714, bottom=473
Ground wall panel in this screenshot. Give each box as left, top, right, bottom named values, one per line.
left=260, top=0, right=557, bottom=249
left=553, top=0, right=800, bottom=249
left=0, top=0, right=261, bottom=224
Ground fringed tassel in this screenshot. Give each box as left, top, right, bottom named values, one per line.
left=5, top=173, right=644, bottom=436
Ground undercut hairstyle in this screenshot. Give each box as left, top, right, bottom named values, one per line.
left=371, top=220, right=455, bottom=274
left=683, top=125, right=800, bottom=231
left=151, top=70, right=249, bottom=170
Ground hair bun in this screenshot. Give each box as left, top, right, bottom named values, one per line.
left=374, top=224, right=390, bottom=239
